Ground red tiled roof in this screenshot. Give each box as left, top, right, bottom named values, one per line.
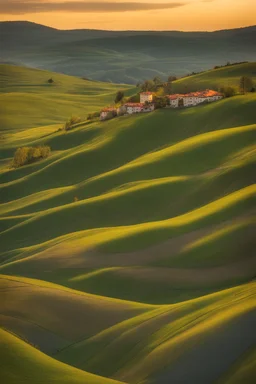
left=125, top=103, right=144, bottom=107
left=101, top=108, right=116, bottom=112
left=168, top=90, right=222, bottom=99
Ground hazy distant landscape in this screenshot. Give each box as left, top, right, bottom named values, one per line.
left=0, top=16, right=256, bottom=384
left=1, top=22, right=256, bottom=83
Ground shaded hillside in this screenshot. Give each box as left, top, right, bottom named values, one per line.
left=1, top=22, right=256, bottom=83
left=0, top=327, right=123, bottom=384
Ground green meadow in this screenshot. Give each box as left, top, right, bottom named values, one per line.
left=0, top=63, right=255, bottom=383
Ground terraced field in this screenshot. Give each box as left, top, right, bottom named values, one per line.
left=0, top=64, right=256, bottom=383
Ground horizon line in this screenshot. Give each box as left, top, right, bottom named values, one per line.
left=1, top=20, right=256, bottom=33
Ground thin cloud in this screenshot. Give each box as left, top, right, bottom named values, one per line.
left=0, top=1, right=187, bottom=15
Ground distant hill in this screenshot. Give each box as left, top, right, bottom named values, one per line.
left=1, top=21, right=256, bottom=83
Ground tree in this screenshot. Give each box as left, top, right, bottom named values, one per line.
left=12, top=146, right=51, bottom=168
left=154, top=96, right=169, bottom=109
left=13, top=147, right=29, bottom=167
left=141, top=80, right=155, bottom=92
left=220, top=86, right=236, bottom=98
left=153, top=76, right=162, bottom=85
left=48, top=78, right=54, bottom=84
left=164, top=82, right=172, bottom=95
left=64, top=116, right=81, bottom=131
left=115, top=91, right=124, bottom=104
left=239, top=76, right=253, bottom=94
left=168, top=75, right=177, bottom=83
left=40, top=145, right=51, bottom=158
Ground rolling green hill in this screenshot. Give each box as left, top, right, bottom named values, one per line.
left=0, top=328, right=123, bottom=384
left=0, top=64, right=256, bottom=383
left=0, top=64, right=134, bottom=130
left=172, top=62, right=256, bottom=93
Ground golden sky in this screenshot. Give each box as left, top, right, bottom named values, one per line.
left=0, top=0, right=255, bottom=30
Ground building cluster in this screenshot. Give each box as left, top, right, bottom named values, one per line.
left=168, top=90, right=223, bottom=108
left=100, top=92, right=154, bottom=120
left=100, top=89, right=223, bottom=120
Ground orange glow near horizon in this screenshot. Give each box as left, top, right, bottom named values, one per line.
left=0, top=0, right=255, bottom=31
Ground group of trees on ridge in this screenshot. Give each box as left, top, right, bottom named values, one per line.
left=12, top=145, right=51, bottom=168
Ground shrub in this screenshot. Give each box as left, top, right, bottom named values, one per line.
left=12, top=145, right=51, bottom=168
left=115, top=91, right=124, bottom=104
left=239, top=76, right=254, bottom=94
left=64, top=116, right=81, bottom=131
left=47, top=78, right=54, bottom=84
left=87, top=111, right=100, bottom=120
left=154, top=96, right=169, bottom=109
left=219, top=86, right=236, bottom=98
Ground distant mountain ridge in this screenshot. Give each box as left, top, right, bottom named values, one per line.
left=1, top=21, right=256, bottom=83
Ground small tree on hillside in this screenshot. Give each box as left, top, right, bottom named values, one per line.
left=153, top=76, right=162, bottom=86
left=141, top=80, right=155, bottom=92
left=48, top=78, right=54, bottom=84
left=239, top=76, right=253, bottom=94
left=115, top=91, right=124, bottom=104
left=168, top=75, right=177, bottom=83
left=64, top=116, right=81, bottom=131
left=220, top=86, right=236, bottom=98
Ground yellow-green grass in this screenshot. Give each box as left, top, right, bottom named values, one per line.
left=1, top=94, right=255, bottom=202
left=0, top=274, right=152, bottom=345
left=1, top=275, right=255, bottom=383
left=0, top=91, right=255, bottom=307
left=0, top=328, right=124, bottom=384
left=156, top=216, right=256, bottom=268
left=172, top=62, right=256, bottom=93
left=0, top=186, right=255, bottom=304
left=55, top=282, right=256, bottom=383
left=1, top=64, right=256, bottom=384
left=0, top=64, right=134, bottom=130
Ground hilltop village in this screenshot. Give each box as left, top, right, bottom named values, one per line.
left=100, top=90, right=223, bottom=120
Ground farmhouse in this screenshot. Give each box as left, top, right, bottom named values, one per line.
left=168, top=90, right=223, bottom=108
left=140, top=92, right=154, bottom=103
left=124, top=102, right=154, bottom=114
left=100, top=107, right=117, bottom=120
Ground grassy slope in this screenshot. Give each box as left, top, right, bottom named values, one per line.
left=0, top=328, right=123, bottom=384
left=51, top=282, right=256, bottom=383
left=172, top=62, right=256, bottom=93
left=0, top=64, right=134, bottom=130
left=1, top=64, right=256, bottom=383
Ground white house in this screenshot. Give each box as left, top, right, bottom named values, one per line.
left=168, top=90, right=223, bottom=108
left=140, top=92, right=153, bottom=104
left=142, top=103, right=155, bottom=112
left=124, top=102, right=155, bottom=114
left=124, top=103, right=144, bottom=114
left=100, top=108, right=117, bottom=120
